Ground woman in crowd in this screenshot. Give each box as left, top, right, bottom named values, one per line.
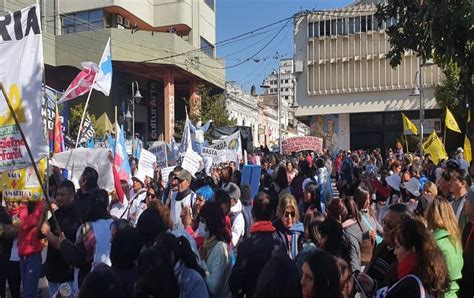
left=425, top=197, right=463, bottom=298
left=198, top=201, right=232, bottom=297
left=78, top=263, right=124, bottom=298
left=386, top=216, right=449, bottom=297
left=291, top=160, right=312, bottom=203
left=301, top=249, right=341, bottom=298
left=273, top=194, right=304, bottom=259
left=287, top=160, right=298, bottom=184
left=294, top=210, right=324, bottom=271
left=298, top=182, right=322, bottom=216
left=317, top=218, right=352, bottom=270
left=415, top=181, right=437, bottom=216
left=327, top=198, right=363, bottom=272
left=155, top=233, right=208, bottom=298
left=354, top=186, right=382, bottom=266
left=270, top=165, right=291, bottom=201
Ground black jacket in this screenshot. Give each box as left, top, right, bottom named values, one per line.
left=45, top=203, right=82, bottom=283
left=229, top=224, right=287, bottom=297
left=365, top=242, right=397, bottom=289
left=74, top=187, right=101, bottom=223
left=459, top=221, right=474, bottom=298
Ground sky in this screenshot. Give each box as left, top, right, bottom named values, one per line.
left=216, top=0, right=353, bottom=92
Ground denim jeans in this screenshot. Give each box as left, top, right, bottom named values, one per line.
left=19, top=253, right=42, bottom=298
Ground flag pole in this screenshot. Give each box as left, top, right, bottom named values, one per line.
left=404, top=133, right=409, bottom=154
left=443, top=109, right=447, bottom=147
left=75, top=73, right=98, bottom=148
left=0, top=82, right=62, bottom=234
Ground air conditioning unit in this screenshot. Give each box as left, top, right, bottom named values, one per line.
left=124, top=18, right=130, bottom=28
left=294, top=60, right=304, bottom=73
left=116, top=14, right=123, bottom=25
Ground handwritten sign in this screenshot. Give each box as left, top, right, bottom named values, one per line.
left=1, top=158, right=46, bottom=201
left=181, top=150, right=202, bottom=177
left=138, top=149, right=156, bottom=178
left=161, top=166, right=174, bottom=185
left=281, top=137, right=323, bottom=155
left=149, top=144, right=168, bottom=168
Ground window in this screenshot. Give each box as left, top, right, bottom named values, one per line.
left=61, top=9, right=104, bottom=34
left=319, top=21, right=325, bottom=36
left=337, top=19, right=346, bottom=35
left=325, top=20, right=330, bottom=36
left=308, top=22, right=314, bottom=37
left=367, top=15, right=373, bottom=31
left=354, top=17, right=361, bottom=32
left=200, top=36, right=214, bottom=57
left=361, top=16, right=367, bottom=32
left=349, top=17, right=355, bottom=34
left=204, top=0, right=214, bottom=11
left=331, top=19, right=337, bottom=36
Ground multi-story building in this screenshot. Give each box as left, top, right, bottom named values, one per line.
left=257, top=96, right=279, bottom=148
left=293, top=0, right=443, bottom=154
left=225, top=82, right=259, bottom=148
left=0, top=0, right=225, bottom=142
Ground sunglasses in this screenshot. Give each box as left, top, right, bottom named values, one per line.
left=146, top=192, right=156, bottom=199
left=284, top=211, right=296, bottom=218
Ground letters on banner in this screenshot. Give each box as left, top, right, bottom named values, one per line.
left=148, top=144, right=168, bottom=168
left=138, top=149, right=156, bottom=178
left=0, top=5, right=48, bottom=171
left=281, top=137, right=323, bottom=155
left=422, top=131, right=448, bottom=164
left=181, top=150, right=202, bottom=177
left=1, top=158, right=46, bottom=201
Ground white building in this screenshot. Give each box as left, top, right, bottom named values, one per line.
left=225, top=82, right=259, bottom=148
left=293, top=0, right=442, bottom=154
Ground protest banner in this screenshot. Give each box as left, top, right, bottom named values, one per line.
left=50, top=148, right=114, bottom=192
left=1, top=158, right=46, bottom=201
left=161, top=166, right=174, bottom=185
left=149, top=144, right=168, bottom=168
left=181, top=150, right=202, bottom=177
left=138, top=149, right=156, bottom=178
left=0, top=5, right=48, bottom=171
left=281, top=137, right=323, bottom=155
left=422, top=131, right=448, bottom=164
left=78, top=114, right=96, bottom=144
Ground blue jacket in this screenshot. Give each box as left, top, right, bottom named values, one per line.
left=273, top=220, right=304, bottom=259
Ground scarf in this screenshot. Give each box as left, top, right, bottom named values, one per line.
left=397, top=252, right=417, bottom=279
left=175, top=189, right=192, bottom=202
left=250, top=221, right=276, bottom=233
left=199, top=235, right=218, bottom=260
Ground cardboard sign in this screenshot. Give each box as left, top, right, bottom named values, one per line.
left=138, top=149, right=156, bottom=178
left=241, top=165, right=261, bottom=200
left=149, top=144, right=168, bottom=168
left=281, top=137, right=323, bottom=155
left=181, top=150, right=202, bottom=177
left=1, top=158, right=46, bottom=201
left=161, top=166, right=175, bottom=185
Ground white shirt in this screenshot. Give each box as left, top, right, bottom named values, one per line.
left=110, top=197, right=129, bottom=219
left=170, top=191, right=196, bottom=230
left=128, top=190, right=147, bottom=226
left=230, top=200, right=245, bottom=247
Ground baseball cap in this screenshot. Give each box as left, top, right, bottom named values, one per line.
left=176, top=169, right=192, bottom=182
left=223, top=182, right=241, bottom=200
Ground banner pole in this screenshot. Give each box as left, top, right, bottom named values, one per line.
left=443, top=120, right=447, bottom=148
left=75, top=74, right=97, bottom=148
left=404, top=134, right=409, bottom=154
left=0, top=82, right=62, bottom=234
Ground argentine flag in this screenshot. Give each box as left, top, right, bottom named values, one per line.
left=94, top=38, right=112, bottom=96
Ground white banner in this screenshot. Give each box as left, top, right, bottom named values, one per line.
left=138, top=149, right=156, bottom=178
left=181, top=150, right=202, bottom=177
left=0, top=5, right=48, bottom=171
left=50, top=148, right=114, bottom=192
left=161, top=166, right=174, bottom=185
left=148, top=144, right=168, bottom=168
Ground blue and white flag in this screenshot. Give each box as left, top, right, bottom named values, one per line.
left=93, top=38, right=112, bottom=96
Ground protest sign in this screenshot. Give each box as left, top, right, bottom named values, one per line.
left=422, top=131, right=448, bottom=164
left=281, top=137, right=323, bottom=155
left=50, top=148, right=114, bottom=192
left=138, top=149, right=156, bottom=178
left=149, top=144, right=168, bottom=168
left=78, top=114, right=96, bottom=144
left=0, top=5, right=48, bottom=171
left=181, top=150, right=202, bottom=177
left=161, top=166, right=174, bottom=185
left=241, top=165, right=261, bottom=200
left=1, top=158, right=46, bottom=201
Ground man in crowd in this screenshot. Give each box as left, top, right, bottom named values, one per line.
left=170, top=169, right=195, bottom=230
left=128, top=172, right=147, bottom=226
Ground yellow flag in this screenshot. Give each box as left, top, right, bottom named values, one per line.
left=445, top=108, right=461, bottom=133
left=402, top=113, right=418, bottom=135
left=464, top=135, right=472, bottom=162
left=422, top=131, right=448, bottom=164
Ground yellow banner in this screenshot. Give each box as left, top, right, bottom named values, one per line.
left=1, top=158, right=46, bottom=201
left=464, top=135, right=472, bottom=162
left=402, top=113, right=418, bottom=135
left=446, top=108, right=461, bottom=133
left=422, top=131, right=448, bottom=164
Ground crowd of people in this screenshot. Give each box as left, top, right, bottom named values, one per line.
left=0, top=143, right=473, bottom=298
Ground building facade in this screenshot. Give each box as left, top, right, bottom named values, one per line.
left=0, top=0, right=225, bottom=143
left=293, top=1, right=443, bottom=154
left=225, top=82, right=259, bottom=148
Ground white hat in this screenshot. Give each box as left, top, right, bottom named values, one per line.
left=133, top=170, right=146, bottom=185
left=457, top=147, right=464, bottom=154
left=385, top=174, right=401, bottom=192
left=404, top=177, right=420, bottom=197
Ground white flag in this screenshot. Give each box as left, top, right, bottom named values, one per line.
left=93, top=38, right=112, bottom=96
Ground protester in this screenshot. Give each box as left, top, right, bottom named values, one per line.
left=40, top=180, right=82, bottom=297
left=0, top=196, right=20, bottom=298
left=18, top=198, right=45, bottom=298
left=229, top=192, right=286, bottom=297
left=294, top=210, right=325, bottom=271
left=155, top=233, right=209, bottom=298
left=74, top=167, right=101, bottom=223
left=78, top=263, right=124, bottom=298
left=459, top=186, right=474, bottom=297
left=254, top=254, right=302, bottom=298
left=449, top=169, right=470, bottom=231
left=301, top=249, right=341, bottom=298
left=286, top=160, right=298, bottom=184
left=274, top=194, right=304, bottom=259
left=222, top=182, right=246, bottom=248
left=291, top=160, right=311, bottom=203
left=298, top=182, right=322, bottom=216
left=317, top=218, right=352, bottom=269
left=136, top=202, right=167, bottom=248
left=270, top=164, right=291, bottom=201
left=170, top=169, right=196, bottom=230
left=198, top=201, right=232, bottom=297
left=127, top=172, right=147, bottom=226
left=425, top=196, right=463, bottom=298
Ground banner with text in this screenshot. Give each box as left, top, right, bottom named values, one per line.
left=422, top=131, right=448, bottom=164
left=0, top=5, right=48, bottom=171
left=138, top=149, right=157, bottom=178
left=210, top=131, right=242, bottom=160
left=148, top=144, right=168, bottom=168
left=281, top=136, right=323, bottom=155
left=1, top=158, right=46, bottom=201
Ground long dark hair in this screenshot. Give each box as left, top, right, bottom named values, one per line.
left=317, top=218, right=352, bottom=268
left=274, top=165, right=289, bottom=189
left=200, top=201, right=231, bottom=244
left=304, top=182, right=322, bottom=213
left=305, top=250, right=341, bottom=298
left=154, top=233, right=206, bottom=278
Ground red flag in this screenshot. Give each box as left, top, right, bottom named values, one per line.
left=57, top=62, right=97, bottom=104
left=112, top=166, right=125, bottom=204
left=53, top=103, right=64, bottom=153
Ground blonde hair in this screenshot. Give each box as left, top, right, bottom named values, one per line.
left=423, top=181, right=438, bottom=197
left=425, top=196, right=461, bottom=248
left=277, top=193, right=300, bottom=221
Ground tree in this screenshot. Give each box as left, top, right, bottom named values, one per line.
left=435, top=61, right=466, bottom=124
left=376, top=0, right=474, bottom=144
left=68, top=103, right=105, bottom=140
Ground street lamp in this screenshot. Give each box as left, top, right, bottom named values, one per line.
left=128, top=81, right=143, bottom=154
left=260, top=68, right=282, bottom=154
left=410, top=59, right=434, bottom=154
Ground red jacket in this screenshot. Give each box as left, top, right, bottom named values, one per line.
left=18, top=200, right=45, bottom=257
